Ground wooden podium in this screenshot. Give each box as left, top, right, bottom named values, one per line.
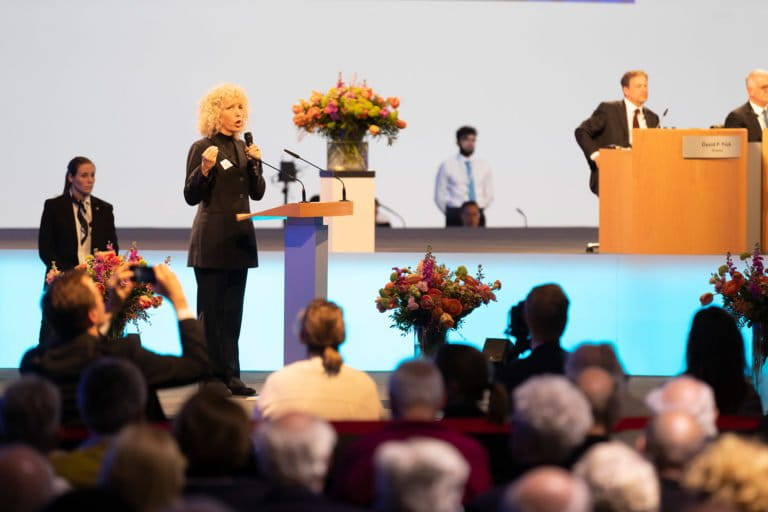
left=237, top=201, right=353, bottom=363
left=599, top=128, right=756, bottom=254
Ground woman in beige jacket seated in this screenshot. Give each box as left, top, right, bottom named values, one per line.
left=256, top=299, right=383, bottom=420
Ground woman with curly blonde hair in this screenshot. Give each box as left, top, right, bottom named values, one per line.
left=256, top=299, right=383, bottom=420
left=184, top=83, right=266, bottom=396
left=683, top=433, right=768, bottom=512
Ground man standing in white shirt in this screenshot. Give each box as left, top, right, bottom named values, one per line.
left=724, top=69, right=768, bottom=143
left=574, top=70, right=660, bottom=195
left=434, top=126, right=494, bottom=227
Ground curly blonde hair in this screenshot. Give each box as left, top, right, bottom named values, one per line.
left=197, top=83, right=249, bottom=138
left=684, top=434, right=768, bottom=512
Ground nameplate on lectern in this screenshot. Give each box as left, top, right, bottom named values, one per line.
left=682, top=135, right=742, bottom=159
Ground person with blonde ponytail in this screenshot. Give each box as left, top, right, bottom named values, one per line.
left=256, top=299, right=383, bottom=420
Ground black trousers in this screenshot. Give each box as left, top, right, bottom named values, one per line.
left=445, top=206, right=486, bottom=227
left=194, top=267, right=248, bottom=385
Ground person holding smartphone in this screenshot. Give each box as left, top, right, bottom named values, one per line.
left=38, top=156, right=118, bottom=342
left=184, top=83, right=266, bottom=396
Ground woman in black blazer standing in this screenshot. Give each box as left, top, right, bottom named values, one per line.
left=184, top=83, right=266, bottom=396
left=38, top=156, right=118, bottom=341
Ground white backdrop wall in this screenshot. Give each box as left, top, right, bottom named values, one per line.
left=0, top=0, right=765, bottom=229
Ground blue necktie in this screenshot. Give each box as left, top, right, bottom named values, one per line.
left=72, top=197, right=88, bottom=244
left=465, top=160, right=476, bottom=202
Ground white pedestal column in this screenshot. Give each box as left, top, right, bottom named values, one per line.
left=320, top=171, right=375, bottom=253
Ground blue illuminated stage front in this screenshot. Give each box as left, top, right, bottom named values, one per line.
left=0, top=245, right=741, bottom=376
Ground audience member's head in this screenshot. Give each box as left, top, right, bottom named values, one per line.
left=42, top=268, right=104, bottom=340
left=100, top=424, right=186, bottom=512
left=566, top=343, right=626, bottom=383
left=298, top=298, right=346, bottom=375
left=645, top=376, right=718, bottom=437
left=254, top=412, right=336, bottom=494
left=0, top=444, right=55, bottom=512
left=435, top=343, right=509, bottom=423
left=684, top=433, right=768, bottom=512
left=574, top=441, right=659, bottom=512
left=685, top=307, right=753, bottom=415
left=388, top=359, right=445, bottom=421
left=524, top=284, right=569, bottom=345
left=501, top=466, right=592, bottom=512
left=0, top=375, right=61, bottom=452
left=77, top=358, right=146, bottom=436
left=374, top=437, right=469, bottom=512
left=639, top=410, right=705, bottom=481
left=460, top=201, right=481, bottom=227
left=173, top=389, right=252, bottom=476
left=456, top=125, right=477, bottom=156
left=574, top=366, right=622, bottom=436
left=512, top=375, right=592, bottom=465
left=746, top=69, right=768, bottom=108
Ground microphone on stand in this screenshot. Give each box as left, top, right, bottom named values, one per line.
left=261, top=159, right=308, bottom=203
left=377, top=200, right=407, bottom=228
left=515, top=208, right=528, bottom=228
left=283, top=148, right=348, bottom=202
left=659, top=108, right=669, bottom=128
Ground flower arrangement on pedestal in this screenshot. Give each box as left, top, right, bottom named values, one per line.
left=291, top=74, right=406, bottom=170
left=700, top=246, right=768, bottom=380
left=376, top=249, right=501, bottom=357
left=46, top=243, right=166, bottom=340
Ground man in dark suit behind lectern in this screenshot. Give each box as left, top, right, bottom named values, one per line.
left=575, top=70, right=660, bottom=195
left=724, top=69, right=768, bottom=143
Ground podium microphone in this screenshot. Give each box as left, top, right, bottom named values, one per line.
left=261, top=159, right=307, bottom=202
left=659, top=108, right=669, bottom=128
left=283, top=148, right=348, bottom=202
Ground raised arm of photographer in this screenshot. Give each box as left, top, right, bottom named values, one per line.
left=152, top=264, right=194, bottom=320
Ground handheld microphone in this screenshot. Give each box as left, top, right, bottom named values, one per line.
left=261, top=159, right=307, bottom=202
left=283, top=148, right=348, bottom=202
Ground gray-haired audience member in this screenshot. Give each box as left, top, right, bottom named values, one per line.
left=49, top=358, right=147, bottom=488
left=99, top=424, right=187, bottom=512
left=0, top=375, right=61, bottom=453
left=638, top=411, right=706, bottom=511
left=574, top=441, right=659, bottom=512
left=255, top=412, right=336, bottom=493
left=0, top=443, right=56, bottom=512
left=389, top=359, right=445, bottom=420
left=501, top=466, right=591, bottom=512
left=511, top=375, right=592, bottom=466
left=645, top=376, right=718, bottom=437
left=374, top=437, right=470, bottom=512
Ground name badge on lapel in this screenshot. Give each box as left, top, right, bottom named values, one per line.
left=220, top=159, right=233, bottom=170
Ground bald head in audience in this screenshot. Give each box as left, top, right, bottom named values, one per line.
left=0, top=444, right=55, bottom=512
left=640, top=411, right=706, bottom=481
left=645, top=376, right=718, bottom=437
left=574, top=366, right=622, bottom=436
left=502, top=467, right=591, bottom=512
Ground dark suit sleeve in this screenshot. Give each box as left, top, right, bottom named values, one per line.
left=38, top=199, right=56, bottom=269
left=184, top=141, right=214, bottom=206
left=575, top=102, right=609, bottom=160
left=120, top=318, right=211, bottom=388
left=247, top=160, right=266, bottom=201
left=725, top=110, right=748, bottom=129
left=103, top=202, right=119, bottom=253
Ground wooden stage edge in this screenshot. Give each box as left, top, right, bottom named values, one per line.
left=0, top=227, right=599, bottom=254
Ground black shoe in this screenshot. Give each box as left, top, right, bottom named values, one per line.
left=229, top=385, right=256, bottom=396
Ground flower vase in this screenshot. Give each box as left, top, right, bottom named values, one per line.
left=752, top=322, right=768, bottom=385
left=413, top=325, right=447, bottom=358
left=327, top=140, right=368, bottom=171
left=107, top=320, right=126, bottom=341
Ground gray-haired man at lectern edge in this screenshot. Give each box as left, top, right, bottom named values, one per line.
left=575, top=70, right=660, bottom=196
left=724, top=69, right=768, bottom=143
left=434, top=126, right=494, bottom=227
